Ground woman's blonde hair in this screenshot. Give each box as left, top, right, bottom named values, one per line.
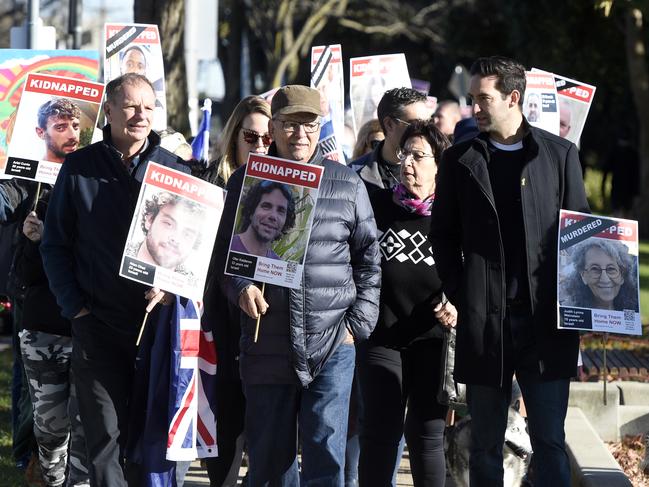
left=216, top=96, right=271, bottom=184
left=352, top=119, right=383, bottom=159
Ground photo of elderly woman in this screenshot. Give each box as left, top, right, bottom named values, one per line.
left=562, top=238, right=639, bottom=312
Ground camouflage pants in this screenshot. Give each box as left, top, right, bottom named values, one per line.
left=20, top=330, right=90, bottom=487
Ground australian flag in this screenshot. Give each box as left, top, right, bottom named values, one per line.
left=127, top=296, right=217, bottom=486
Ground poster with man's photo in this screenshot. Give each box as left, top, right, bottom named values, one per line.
left=104, top=23, right=167, bottom=130
left=0, top=49, right=100, bottom=177
left=5, top=73, right=104, bottom=184
left=523, top=71, right=560, bottom=135
left=311, top=44, right=345, bottom=163
left=120, top=162, right=224, bottom=300
left=224, top=154, right=323, bottom=289
left=557, top=209, right=641, bottom=335
left=349, top=54, right=411, bottom=135
left=532, top=68, right=596, bottom=147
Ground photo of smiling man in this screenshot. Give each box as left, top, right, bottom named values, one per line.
left=231, top=180, right=296, bottom=260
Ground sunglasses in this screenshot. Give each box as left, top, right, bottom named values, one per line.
left=241, top=128, right=272, bottom=146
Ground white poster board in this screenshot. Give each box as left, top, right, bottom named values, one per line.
left=120, top=162, right=224, bottom=300
left=557, top=210, right=641, bottom=335
left=224, top=153, right=323, bottom=289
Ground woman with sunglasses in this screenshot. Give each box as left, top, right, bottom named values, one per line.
left=352, top=119, right=384, bottom=160
left=202, top=96, right=271, bottom=486
left=202, top=96, right=272, bottom=187
left=357, top=120, right=457, bottom=487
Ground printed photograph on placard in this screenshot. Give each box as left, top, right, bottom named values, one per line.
left=6, top=73, right=104, bottom=184
left=531, top=68, right=596, bottom=147
left=349, top=54, right=411, bottom=135
left=104, top=23, right=167, bottom=130
left=557, top=210, right=641, bottom=335
left=120, top=162, right=224, bottom=300
left=224, top=154, right=323, bottom=289
left=0, top=49, right=100, bottom=176
left=524, top=71, right=560, bottom=135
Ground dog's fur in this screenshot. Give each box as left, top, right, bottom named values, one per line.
left=446, top=402, right=533, bottom=487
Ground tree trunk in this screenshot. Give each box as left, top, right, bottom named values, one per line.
left=134, top=0, right=190, bottom=136
left=625, top=7, right=649, bottom=236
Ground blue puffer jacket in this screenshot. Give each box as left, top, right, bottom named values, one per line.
left=213, top=145, right=381, bottom=386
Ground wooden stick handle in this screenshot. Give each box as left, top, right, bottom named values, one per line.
left=32, top=182, right=41, bottom=212
left=136, top=311, right=149, bottom=346
left=254, top=282, right=266, bottom=343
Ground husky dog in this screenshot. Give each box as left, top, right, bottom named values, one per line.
left=446, top=402, right=533, bottom=487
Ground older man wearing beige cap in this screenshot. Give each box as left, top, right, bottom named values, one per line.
left=212, top=85, right=380, bottom=486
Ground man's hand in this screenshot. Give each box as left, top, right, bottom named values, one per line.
left=238, top=285, right=268, bottom=319
left=343, top=327, right=355, bottom=344
left=434, top=299, right=458, bottom=329
left=145, top=287, right=174, bottom=312
left=23, top=211, right=43, bottom=242
left=74, top=307, right=90, bottom=319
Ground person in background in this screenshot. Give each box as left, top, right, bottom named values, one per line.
left=432, top=100, right=462, bottom=141
left=349, top=88, right=433, bottom=194
left=18, top=192, right=90, bottom=487
left=200, top=96, right=272, bottom=187
left=358, top=120, right=456, bottom=487
left=352, top=119, right=384, bottom=160
left=201, top=96, right=272, bottom=487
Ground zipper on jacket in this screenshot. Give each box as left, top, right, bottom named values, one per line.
left=469, top=169, right=507, bottom=388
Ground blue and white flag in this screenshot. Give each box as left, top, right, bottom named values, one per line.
left=191, top=98, right=212, bottom=163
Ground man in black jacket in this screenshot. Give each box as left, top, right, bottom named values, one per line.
left=41, top=73, right=189, bottom=487
left=214, top=85, right=380, bottom=486
left=431, top=57, right=589, bottom=487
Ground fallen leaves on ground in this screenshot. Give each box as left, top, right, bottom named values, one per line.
left=606, top=434, right=649, bottom=487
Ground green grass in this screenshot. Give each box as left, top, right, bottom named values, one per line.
left=0, top=346, right=26, bottom=486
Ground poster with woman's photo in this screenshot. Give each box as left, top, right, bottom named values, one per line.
left=120, top=162, right=224, bottom=300
left=224, top=154, right=323, bottom=289
left=524, top=71, right=560, bottom=135
left=104, top=23, right=167, bottom=130
left=5, top=73, right=104, bottom=184
left=349, top=54, right=411, bottom=135
left=557, top=209, right=641, bottom=335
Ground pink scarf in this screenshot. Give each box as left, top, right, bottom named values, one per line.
left=393, top=183, right=434, bottom=216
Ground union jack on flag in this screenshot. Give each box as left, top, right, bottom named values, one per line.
left=167, top=296, right=218, bottom=460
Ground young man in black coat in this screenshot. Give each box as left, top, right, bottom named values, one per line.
left=431, top=56, right=589, bottom=487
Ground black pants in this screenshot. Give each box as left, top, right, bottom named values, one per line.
left=72, top=314, right=137, bottom=487
left=204, top=375, right=245, bottom=486
left=357, top=338, right=447, bottom=487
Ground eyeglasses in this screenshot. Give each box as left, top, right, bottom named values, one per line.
left=393, top=117, right=422, bottom=127
left=396, top=148, right=435, bottom=163
left=275, top=119, right=320, bottom=134
left=241, top=128, right=272, bottom=146
left=584, top=265, right=622, bottom=280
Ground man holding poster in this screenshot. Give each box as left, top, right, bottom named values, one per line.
left=41, top=73, right=189, bottom=487
left=431, top=56, right=590, bottom=487
left=214, top=85, right=380, bottom=486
